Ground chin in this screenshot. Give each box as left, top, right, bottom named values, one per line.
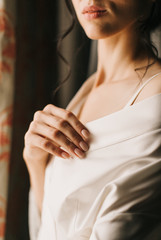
left=85, top=30, right=105, bottom=40
left=83, top=25, right=115, bottom=40
left=85, top=32, right=103, bottom=40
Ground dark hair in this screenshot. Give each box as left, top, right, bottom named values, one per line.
left=134, top=0, right=161, bottom=79
left=138, top=0, right=161, bottom=57
left=53, top=0, right=76, bottom=95
left=54, top=0, right=161, bottom=94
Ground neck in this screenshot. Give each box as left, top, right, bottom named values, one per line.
left=95, top=29, right=146, bottom=86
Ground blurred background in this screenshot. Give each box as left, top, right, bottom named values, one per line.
left=0, top=1, right=96, bottom=239
left=0, top=1, right=160, bottom=240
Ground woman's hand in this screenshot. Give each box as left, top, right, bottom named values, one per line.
left=24, top=104, right=90, bottom=164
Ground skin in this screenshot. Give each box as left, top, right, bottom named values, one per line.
left=24, top=0, right=161, bottom=212
left=72, top=0, right=161, bottom=123
left=72, top=0, right=153, bottom=40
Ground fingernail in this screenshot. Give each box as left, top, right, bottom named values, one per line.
left=61, top=152, right=70, bottom=159
left=74, top=148, right=85, bottom=158
left=81, top=129, right=90, bottom=139
left=79, top=141, right=89, bottom=151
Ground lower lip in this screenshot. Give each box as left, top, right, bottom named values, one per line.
left=83, top=11, right=107, bottom=20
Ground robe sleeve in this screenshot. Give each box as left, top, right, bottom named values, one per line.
left=28, top=158, right=54, bottom=240
left=29, top=189, right=41, bottom=240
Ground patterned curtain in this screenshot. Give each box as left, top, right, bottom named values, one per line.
left=0, top=0, right=15, bottom=239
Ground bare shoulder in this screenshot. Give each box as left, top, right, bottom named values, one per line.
left=82, top=72, right=96, bottom=88
left=135, top=61, right=161, bottom=103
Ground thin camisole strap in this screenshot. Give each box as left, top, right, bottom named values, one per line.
left=124, top=72, right=161, bottom=108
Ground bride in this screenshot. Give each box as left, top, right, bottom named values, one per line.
left=24, top=0, right=161, bottom=239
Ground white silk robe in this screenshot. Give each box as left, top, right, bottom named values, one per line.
left=29, top=76, right=161, bottom=240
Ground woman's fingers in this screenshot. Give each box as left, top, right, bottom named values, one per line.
left=43, top=104, right=90, bottom=140
left=30, top=104, right=91, bottom=159
left=29, top=121, right=86, bottom=158
left=25, top=131, right=71, bottom=159
left=34, top=109, right=90, bottom=152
